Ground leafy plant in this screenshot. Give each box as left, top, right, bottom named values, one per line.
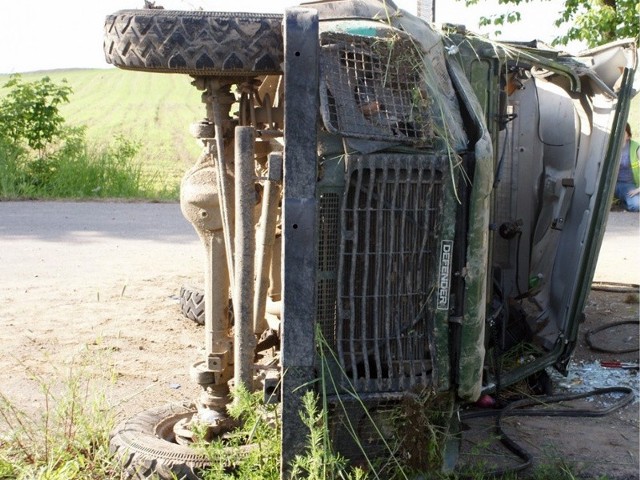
left=0, top=74, right=175, bottom=200
left=0, top=137, right=26, bottom=198
left=196, top=385, right=280, bottom=480
left=0, top=75, right=72, bottom=154
left=462, top=0, right=639, bottom=48
left=553, top=0, right=639, bottom=47
left=289, top=391, right=366, bottom=480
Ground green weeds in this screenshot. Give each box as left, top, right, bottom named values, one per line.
left=194, top=386, right=280, bottom=480
left=0, top=128, right=177, bottom=200
left=0, top=74, right=179, bottom=200
left=0, top=357, right=598, bottom=480
left=290, top=391, right=367, bottom=480
left=0, top=357, right=119, bottom=480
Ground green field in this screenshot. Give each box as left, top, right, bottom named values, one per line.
left=0, top=68, right=203, bottom=191
left=0, top=68, right=638, bottom=194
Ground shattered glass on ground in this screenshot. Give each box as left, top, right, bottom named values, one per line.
left=548, top=360, right=639, bottom=403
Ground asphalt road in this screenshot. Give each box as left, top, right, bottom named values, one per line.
left=0, top=201, right=203, bottom=297
left=0, top=200, right=636, bottom=289
left=594, top=208, right=640, bottom=285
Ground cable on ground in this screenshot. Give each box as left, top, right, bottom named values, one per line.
left=460, top=386, right=635, bottom=476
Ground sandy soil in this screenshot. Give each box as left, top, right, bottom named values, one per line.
left=0, top=201, right=205, bottom=420
left=0, top=201, right=637, bottom=478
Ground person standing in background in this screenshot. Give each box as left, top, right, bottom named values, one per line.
left=614, top=123, right=640, bottom=212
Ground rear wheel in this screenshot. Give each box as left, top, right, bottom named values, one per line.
left=111, top=403, right=255, bottom=479
left=103, top=10, right=284, bottom=76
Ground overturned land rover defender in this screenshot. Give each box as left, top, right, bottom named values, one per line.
left=103, top=0, right=637, bottom=478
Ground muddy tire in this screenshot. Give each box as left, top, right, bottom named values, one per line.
left=103, top=10, right=284, bottom=76
left=110, top=403, right=210, bottom=479
left=180, top=285, right=205, bottom=326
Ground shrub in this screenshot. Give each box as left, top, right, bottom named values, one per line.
left=0, top=75, right=171, bottom=200
left=0, top=75, right=71, bottom=154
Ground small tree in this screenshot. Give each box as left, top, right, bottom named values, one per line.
left=0, top=75, right=72, bottom=155
left=554, top=0, right=639, bottom=47
left=463, top=0, right=639, bottom=48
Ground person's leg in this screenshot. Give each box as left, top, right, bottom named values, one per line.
left=614, top=182, right=627, bottom=202
left=626, top=192, right=640, bottom=212
left=614, top=182, right=639, bottom=211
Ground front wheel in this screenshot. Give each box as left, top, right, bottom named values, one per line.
left=110, top=403, right=209, bottom=479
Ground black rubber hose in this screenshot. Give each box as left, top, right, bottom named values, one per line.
left=456, top=281, right=637, bottom=476
left=460, top=387, right=635, bottom=476
left=586, top=281, right=638, bottom=353
left=585, top=320, right=639, bottom=354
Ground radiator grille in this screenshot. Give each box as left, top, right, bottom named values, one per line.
left=319, top=31, right=433, bottom=146
left=329, top=156, right=443, bottom=393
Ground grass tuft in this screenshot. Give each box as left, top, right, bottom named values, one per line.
left=0, top=129, right=178, bottom=200
left=0, top=355, right=119, bottom=480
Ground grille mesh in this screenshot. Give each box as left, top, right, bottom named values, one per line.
left=317, top=192, right=341, bottom=347
left=319, top=31, right=433, bottom=146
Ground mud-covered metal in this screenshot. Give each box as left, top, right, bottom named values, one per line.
left=280, top=7, right=320, bottom=472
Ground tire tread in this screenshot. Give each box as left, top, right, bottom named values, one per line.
left=179, top=285, right=205, bottom=325
left=103, top=10, right=284, bottom=76
left=110, top=403, right=208, bottom=480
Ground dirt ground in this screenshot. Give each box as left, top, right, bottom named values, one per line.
left=0, top=201, right=637, bottom=479
left=459, top=287, right=639, bottom=479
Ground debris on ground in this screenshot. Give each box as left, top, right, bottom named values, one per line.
left=548, top=360, right=639, bottom=403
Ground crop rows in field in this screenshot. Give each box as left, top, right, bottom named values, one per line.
left=1, top=68, right=204, bottom=190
